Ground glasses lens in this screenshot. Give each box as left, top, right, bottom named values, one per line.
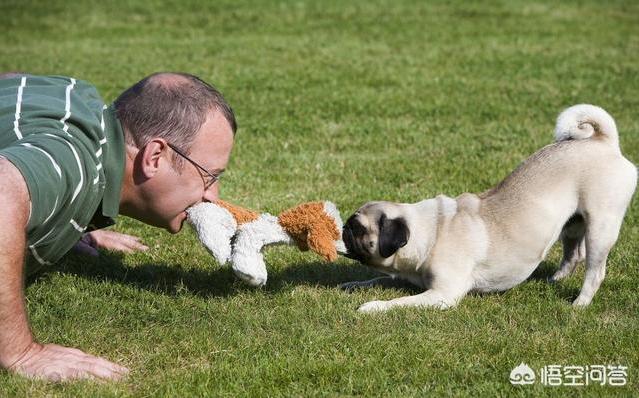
left=168, top=143, right=223, bottom=190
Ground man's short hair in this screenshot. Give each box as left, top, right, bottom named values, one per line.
left=114, top=72, right=236, bottom=168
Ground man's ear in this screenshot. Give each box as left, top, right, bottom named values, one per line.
left=378, top=214, right=410, bottom=258
left=139, top=139, right=168, bottom=178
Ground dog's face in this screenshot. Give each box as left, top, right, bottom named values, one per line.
left=343, top=201, right=411, bottom=270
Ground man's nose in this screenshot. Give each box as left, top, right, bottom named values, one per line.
left=202, top=181, right=220, bottom=202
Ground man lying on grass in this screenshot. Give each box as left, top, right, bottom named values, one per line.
left=0, top=72, right=236, bottom=381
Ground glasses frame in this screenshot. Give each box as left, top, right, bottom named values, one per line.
left=167, top=142, right=223, bottom=190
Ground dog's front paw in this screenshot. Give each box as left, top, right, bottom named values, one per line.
left=358, top=300, right=389, bottom=313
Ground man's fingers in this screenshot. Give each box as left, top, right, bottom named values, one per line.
left=117, top=235, right=149, bottom=251
left=77, top=359, right=128, bottom=380
left=84, top=353, right=129, bottom=375
left=53, top=345, right=129, bottom=376
left=93, top=231, right=149, bottom=252
left=109, top=240, right=144, bottom=254
left=60, top=353, right=129, bottom=381
left=129, top=239, right=149, bottom=251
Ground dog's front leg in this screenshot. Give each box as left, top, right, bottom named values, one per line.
left=358, top=289, right=465, bottom=313
left=357, top=262, right=474, bottom=313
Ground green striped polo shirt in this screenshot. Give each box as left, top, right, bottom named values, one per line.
left=0, top=75, right=125, bottom=265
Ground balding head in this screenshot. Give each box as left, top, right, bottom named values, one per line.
left=114, top=72, right=236, bottom=167
left=148, top=72, right=191, bottom=87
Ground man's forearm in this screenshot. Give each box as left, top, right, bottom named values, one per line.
left=0, top=158, right=34, bottom=368
left=0, top=243, right=34, bottom=368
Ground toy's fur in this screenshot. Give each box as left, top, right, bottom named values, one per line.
left=187, top=200, right=345, bottom=286
left=187, top=203, right=236, bottom=265
left=232, top=213, right=291, bottom=286
left=214, top=199, right=259, bottom=224
left=279, top=201, right=342, bottom=261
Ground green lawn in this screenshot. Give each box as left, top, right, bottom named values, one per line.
left=1, top=0, right=638, bottom=396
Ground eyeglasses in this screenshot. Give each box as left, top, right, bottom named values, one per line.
left=167, top=142, right=224, bottom=190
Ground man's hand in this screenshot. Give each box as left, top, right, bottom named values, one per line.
left=74, top=230, right=149, bottom=257
left=8, top=342, right=129, bottom=382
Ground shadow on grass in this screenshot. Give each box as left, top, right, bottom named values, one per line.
left=528, top=260, right=581, bottom=302
left=267, top=260, right=422, bottom=294
left=528, top=260, right=558, bottom=281
left=27, top=252, right=239, bottom=298
left=26, top=251, right=400, bottom=298
left=27, top=254, right=581, bottom=303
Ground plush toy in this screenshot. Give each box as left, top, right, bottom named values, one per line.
left=187, top=200, right=347, bottom=287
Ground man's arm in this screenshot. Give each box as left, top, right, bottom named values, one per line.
left=0, top=158, right=33, bottom=368
left=0, top=158, right=128, bottom=381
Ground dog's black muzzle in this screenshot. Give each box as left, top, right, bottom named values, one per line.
left=342, top=215, right=369, bottom=262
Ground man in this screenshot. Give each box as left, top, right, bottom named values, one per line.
left=0, top=72, right=236, bottom=381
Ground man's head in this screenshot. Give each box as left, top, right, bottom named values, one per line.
left=115, top=72, right=236, bottom=233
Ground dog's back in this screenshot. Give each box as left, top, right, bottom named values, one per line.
left=481, top=104, right=635, bottom=219
left=478, top=104, right=636, bottom=304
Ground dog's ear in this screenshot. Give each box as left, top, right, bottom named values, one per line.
left=378, top=214, right=410, bottom=258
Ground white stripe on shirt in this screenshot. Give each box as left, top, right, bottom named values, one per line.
left=100, top=104, right=106, bottom=131
left=42, top=133, right=85, bottom=203
left=32, top=227, right=55, bottom=246
left=42, top=196, right=59, bottom=224
left=70, top=219, right=85, bottom=232
left=29, top=246, right=51, bottom=265
left=13, top=76, right=27, bottom=139
left=19, top=143, right=62, bottom=178
left=64, top=140, right=84, bottom=203
left=97, top=104, right=107, bottom=158
left=60, top=78, right=76, bottom=135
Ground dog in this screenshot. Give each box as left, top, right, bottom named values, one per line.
left=342, top=104, right=637, bottom=313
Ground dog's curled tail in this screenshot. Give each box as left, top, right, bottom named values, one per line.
left=554, top=104, right=618, bottom=146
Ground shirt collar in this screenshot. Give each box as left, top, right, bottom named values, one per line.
left=100, top=104, right=126, bottom=218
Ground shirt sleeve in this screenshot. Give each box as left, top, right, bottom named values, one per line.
left=0, top=132, right=94, bottom=237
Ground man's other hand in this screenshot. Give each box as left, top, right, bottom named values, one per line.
left=74, top=230, right=149, bottom=256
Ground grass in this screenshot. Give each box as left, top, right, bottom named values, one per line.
left=1, top=0, right=638, bottom=396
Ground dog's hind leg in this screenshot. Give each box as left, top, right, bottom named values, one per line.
left=573, top=214, right=624, bottom=306
left=551, top=215, right=586, bottom=282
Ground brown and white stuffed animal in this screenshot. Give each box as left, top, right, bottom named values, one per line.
left=187, top=200, right=346, bottom=286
